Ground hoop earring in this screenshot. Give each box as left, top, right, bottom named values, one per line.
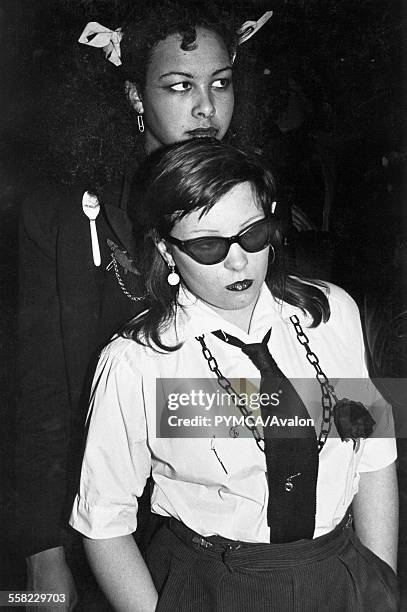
left=269, top=245, right=275, bottom=264
left=137, top=114, right=145, bottom=133
left=167, top=264, right=180, bottom=286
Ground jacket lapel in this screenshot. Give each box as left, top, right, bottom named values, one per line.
left=57, top=179, right=139, bottom=410
left=99, top=171, right=137, bottom=258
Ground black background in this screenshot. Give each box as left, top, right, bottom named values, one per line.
left=1, top=0, right=406, bottom=606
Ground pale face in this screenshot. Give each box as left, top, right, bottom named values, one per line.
left=142, top=27, right=234, bottom=152
left=159, top=183, right=270, bottom=330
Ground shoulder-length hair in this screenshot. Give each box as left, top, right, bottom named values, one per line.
left=124, top=139, right=330, bottom=351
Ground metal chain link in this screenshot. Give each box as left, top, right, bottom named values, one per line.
left=111, top=256, right=146, bottom=302
left=289, top=314, right=337, bottom=451
left=197, top=316, right=337, bottom=454
left=195, top=335, right=265, bottom=452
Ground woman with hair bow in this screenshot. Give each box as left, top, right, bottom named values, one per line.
left=70, top=139, right=398, bottom=611
left=15, top=2, right=272, bottom=609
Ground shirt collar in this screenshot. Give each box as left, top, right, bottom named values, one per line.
left=170, top=282, right=310, bottom=344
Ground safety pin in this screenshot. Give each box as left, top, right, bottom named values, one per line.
left=285, top=472, right=301, bottom=492
left=106, top=258, right=115, bottom=271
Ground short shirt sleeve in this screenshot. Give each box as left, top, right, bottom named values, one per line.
left=329, top=286, right=397, bottom=473
left=69, top=340, right=152, bottom=538
left=357, top=381, right=397, bottom=472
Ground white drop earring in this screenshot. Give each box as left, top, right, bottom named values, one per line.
left=167, top=264, right=180, bottom=286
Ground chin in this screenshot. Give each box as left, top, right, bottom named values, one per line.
left=224, top=291, right=259, bottom=310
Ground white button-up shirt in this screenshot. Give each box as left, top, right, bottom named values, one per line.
left=70, top=282, right=396, bottom=542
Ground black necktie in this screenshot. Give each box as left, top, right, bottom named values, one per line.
left=212, top=328, right=319, bottom=543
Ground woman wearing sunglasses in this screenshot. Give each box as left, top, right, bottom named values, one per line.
left=70, top=139, right=398, bottom=612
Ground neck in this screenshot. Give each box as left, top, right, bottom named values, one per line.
left=207, top=299, right=259, bottom=334
left=144, top=129, right=159, bottom=155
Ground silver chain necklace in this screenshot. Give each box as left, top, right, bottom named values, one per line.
left=195, top=333, right=265, bottom=452
left=196, top=314, right=337, bottom=453
left=289, top=314, right=338, bottom=450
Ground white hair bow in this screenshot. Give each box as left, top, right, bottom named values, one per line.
left=237, top=10, right=273, bottom=45
left=78, top=21, right=123, bottom=66
left=232, top=10, right=273, bottom=63
left=79, top=11, right=272, bottom=68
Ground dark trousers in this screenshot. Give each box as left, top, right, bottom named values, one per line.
left=146, top=514, right=399, bottom=612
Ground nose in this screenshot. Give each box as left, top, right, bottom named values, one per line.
left=223, top=243, right=248, bottom=272
left=192, top=86, right=216, bottom=119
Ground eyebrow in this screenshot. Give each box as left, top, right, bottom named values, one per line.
left=187, top=215, right=265, bottom=236
left=159, top=66, right=232, bottom=80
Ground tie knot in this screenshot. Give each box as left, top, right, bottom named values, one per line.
left=211, top=328, right=279, bottom=376
left=241, top=342, right=278, bottom=375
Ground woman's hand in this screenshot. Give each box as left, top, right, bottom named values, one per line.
left=26, top=547, right=78, bottom=612
left=353, top=461, right=399, bottom=573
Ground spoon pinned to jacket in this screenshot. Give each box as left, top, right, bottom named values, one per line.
left=82, top=191, right=101, bottom=267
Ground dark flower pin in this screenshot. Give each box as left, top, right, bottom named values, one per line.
left=333, top=398, right=376, bottom=450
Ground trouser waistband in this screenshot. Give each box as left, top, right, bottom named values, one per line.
left=168, top=511, right=353, bottom=569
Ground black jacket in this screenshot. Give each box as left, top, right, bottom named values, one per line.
left=14, top=177, right=145, bottom=557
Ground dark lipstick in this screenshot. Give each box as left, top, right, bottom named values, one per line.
left=225, top=279, right=254, bottom=292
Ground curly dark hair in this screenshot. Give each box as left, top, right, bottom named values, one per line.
left=120, top=0, right=240, bottom=89
left=34, top=0, right=242, bottom=187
